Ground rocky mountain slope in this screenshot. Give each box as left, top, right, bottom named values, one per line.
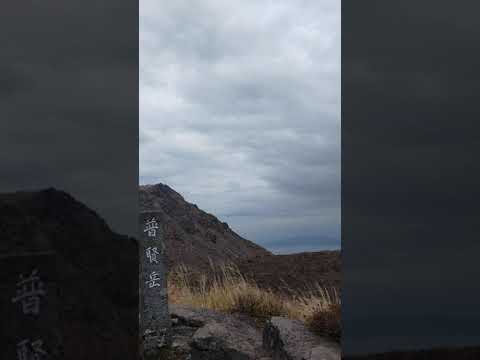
left=140, top=183, right=271, bottom=270
left=140, top=183, right=341, bottom=292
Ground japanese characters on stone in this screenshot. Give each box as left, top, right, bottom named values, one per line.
left=16, top=338, right=48, bottom=360
left=13, top=269, right=48, bottom=360
left=146, top=270, right=161, bottom=288
left=139, top=213, right=170, bottom=357
left=1, top=252, right=63, bottom=360
left=12, top=269, right=46, bottom=316
left=145, top=246, right=159, bottom=264
left=143, top=217, right=159, bottom=238
left=8, top=262, right=54, bottom=360
left=143, top=217, right=163, bottom=290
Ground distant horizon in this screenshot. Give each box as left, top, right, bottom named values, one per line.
left=140, top=1, right=340, bottom=254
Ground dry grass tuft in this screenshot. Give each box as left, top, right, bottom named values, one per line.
left=288, top=284, right=341, bottom=340
left=168, top=262, right=341, bottom=341
left=306, top=302, right=341, bottom=341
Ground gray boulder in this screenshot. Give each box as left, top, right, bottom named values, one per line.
left=169, top=306, right=340, bottom=360
left=263, top=317, right=340, bottom=360
left=170, top=305, right=267, bottom=360
left=192, top=321, right=260, bottom=360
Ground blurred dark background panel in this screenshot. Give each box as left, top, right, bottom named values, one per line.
left=0, top=0, right=138, bottom=237
left=343, top=0, right=480, bottom=357
left=0, top=0, right=138, bottom=359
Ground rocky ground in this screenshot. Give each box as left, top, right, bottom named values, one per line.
left=167, top=304, right=341, bottom=360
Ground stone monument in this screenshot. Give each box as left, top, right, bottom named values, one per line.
left=139, top=211, right=170, bottom=359
left=0, top=251, right=63, bottom=360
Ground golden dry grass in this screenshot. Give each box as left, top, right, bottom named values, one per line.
left=168, top=262, right=341, bottom=341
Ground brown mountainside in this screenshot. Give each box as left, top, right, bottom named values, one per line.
left=140, top=183, right=340, bottom=293
left=139, top=183, right=271, bottom=270
left=237, top=250, right=341, bottom=292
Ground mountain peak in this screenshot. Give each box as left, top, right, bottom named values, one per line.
left=139, top=183, right=271, bottom=270
left=140, top=182, right=184, bottom=199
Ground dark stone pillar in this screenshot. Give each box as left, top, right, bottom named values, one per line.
left=139, top=212, right=170, bottom=359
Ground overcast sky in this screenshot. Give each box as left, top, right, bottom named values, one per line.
left=140, top=0, right=340, bottom=254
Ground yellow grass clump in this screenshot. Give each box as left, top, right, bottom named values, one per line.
left=167, top=262, right=341, bottom=341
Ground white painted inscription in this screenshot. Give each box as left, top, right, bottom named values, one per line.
left=16, top=338, right=47, bottom=360
left=146, top=271, right=161, bottom=288
left=145, top=247, right=159, bottom=264
left=11, top=269, right=46, bottom=315
left=143, top=217, right=159, bottom=237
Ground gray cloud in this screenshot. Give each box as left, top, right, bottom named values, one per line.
left=140, top=0, right=340, bottom=253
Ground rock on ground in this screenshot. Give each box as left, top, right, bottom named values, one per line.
left=170, top=305, right=268, bottom=360
left=169, top=305, right=340, bottom=360
left=263, top=317, right=340, bottom=360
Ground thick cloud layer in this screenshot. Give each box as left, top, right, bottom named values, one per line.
left=140, top=0, right=340, bottom=253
